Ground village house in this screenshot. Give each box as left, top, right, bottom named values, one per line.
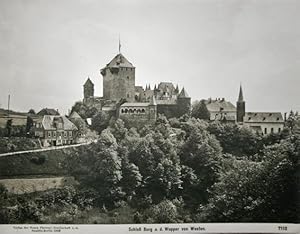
left=33, top=115, right=78, bottom=147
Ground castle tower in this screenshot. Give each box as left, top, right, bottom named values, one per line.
left=177, top=87, right=191, bottom=117
left=236, top=84, right=245, bottom=122
left=149, top=95, right=157, bottom=121
left=100, top=53, right=135, bottom=102
left=83, top=78, right=94, bottom=99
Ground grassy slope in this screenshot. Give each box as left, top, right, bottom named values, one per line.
left=0, top=146, right=80, bottom=178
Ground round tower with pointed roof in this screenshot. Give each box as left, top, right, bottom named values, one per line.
left=177, top=87, right=191, bottom=116
left=83, top=78, right=94, bottom=99
left=100, top=53, right=135, bottom=102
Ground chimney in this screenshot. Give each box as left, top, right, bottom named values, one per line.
left=284, top=112, right=287, bottom=121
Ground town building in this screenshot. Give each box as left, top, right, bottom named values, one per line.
left=236, top=85, right=284, bottom=134
left=33, top=115, right=78, bottom=147
left=204, top=98, right=237, bottom=122
left=201, top=85, right=284, bottom=135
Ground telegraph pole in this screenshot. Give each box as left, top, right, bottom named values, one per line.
left=7, top=94, right=10, bottom=118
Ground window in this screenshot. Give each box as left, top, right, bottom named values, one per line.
left=69, top=131, right=72, bottom=137
left=264, top=128, right=267, bottom=134
left=127, top=76, right=129, bottom=80
left=278, top=128, right=281, bottom=132
left=53, top=131, right=56, bottom=137
left=127, top=93, right=130, bottom=98
left=271, top=128, right=274, bottom=133
left=64, top=132, right=67, bottom=138
left=48, top=131, right=52, bottom=138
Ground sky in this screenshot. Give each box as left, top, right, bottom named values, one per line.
left=0, top=0, right=299, bottom=115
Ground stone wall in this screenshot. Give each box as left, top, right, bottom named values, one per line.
left=157, top=100, right=191, bottom=118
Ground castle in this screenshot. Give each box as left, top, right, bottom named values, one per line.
left=82, top=53, right=191, bottom=125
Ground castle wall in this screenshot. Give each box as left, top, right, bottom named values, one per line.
left=119, top=105, right=156, bottom=127
left=157, top=98, right=191, bottom=118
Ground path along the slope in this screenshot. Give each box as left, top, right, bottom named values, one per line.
left=0, top=140, right=96, bottom=158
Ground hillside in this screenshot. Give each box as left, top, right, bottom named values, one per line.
left=0, top=145, right=86, bottom=178
left=0, top=108, right=28, bottom=116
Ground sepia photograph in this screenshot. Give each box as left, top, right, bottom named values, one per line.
left=0, top=0, right=299, bottom=229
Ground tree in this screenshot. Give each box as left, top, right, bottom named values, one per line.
left=180, top=127, right=222, bottom=205
left=26, top=116, right=34, bottom=136
left=207, top=122, right=261, bottom=157
left=286, top=110, right=297, bottom=132
left=146, top=200, right=178, bottom=223
left=6, top=119, right=12, bottom=137
left=109, top=118, right=128, bottom=143
left=198, top=135, right=300, bottom=223
left=121, top=157, right=142, bottom=198
left=191, top=100, right=210, bottom=120
left=197, top=155, right=265, bottom=222
left=28, top=109, right=36, bottom=115
left=91, top=111, right=110, bottom=134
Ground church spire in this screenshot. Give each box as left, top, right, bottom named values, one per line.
left=238, top=84, right=244, bottom=102
left=236, top=84, right=245, bottom=122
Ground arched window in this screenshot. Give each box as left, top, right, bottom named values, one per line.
left=133, top=109, right=136, bottom=113
left=142, top=109, right=145, bottom=113
left=137, top=109, right=141, bottom=113
left=125, top=109, right=128, bottom=113
left=129, top=109, right=133, bottom=113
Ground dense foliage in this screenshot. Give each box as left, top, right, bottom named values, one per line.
left=0, top=114, right=299, bottom=223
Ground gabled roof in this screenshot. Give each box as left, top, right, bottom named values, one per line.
left=178, top=88, right=189, bottom=98
left=106, top=53, right=134, bottom=68
left=37, top=108, right=60, bottom=116
left=211, top=112, right=236, bottom=121
left=69, top=111, right=82, bottom=119
left=84, top=78, right=94, bottom=87
left=157, top=82, right=175, bottom=92
left=205, top=99, right=236, bottom=112
left=244, top=112, right=284, bottom=123
left=42, top=115, right=78, bottom=131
